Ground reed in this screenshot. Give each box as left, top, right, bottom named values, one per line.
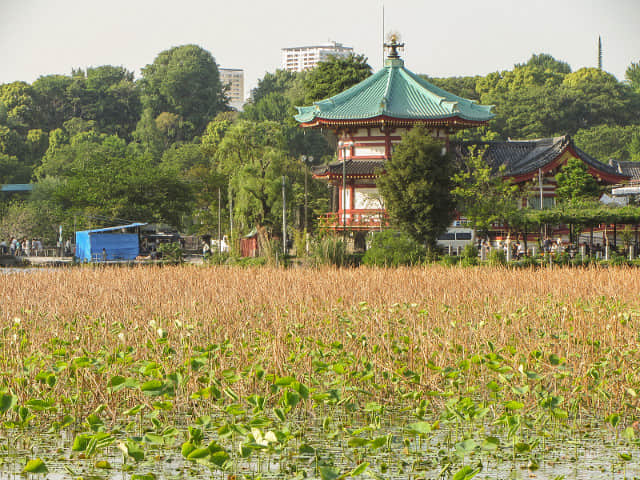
left=0, top=265, right=638, bottom=417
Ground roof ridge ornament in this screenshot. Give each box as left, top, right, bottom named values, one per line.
left=384, top=33, right=404, bottom=59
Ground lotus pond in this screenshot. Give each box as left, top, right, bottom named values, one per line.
left=0, top=265, right=639, bottom=479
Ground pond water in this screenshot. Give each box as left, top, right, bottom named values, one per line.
left=1, top=412, right=638, bottom=480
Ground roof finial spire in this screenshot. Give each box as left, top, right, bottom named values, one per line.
left=384, top=33, right=404, bottom=59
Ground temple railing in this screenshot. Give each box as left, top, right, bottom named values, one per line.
left=319, top=209, right=389, bottom=231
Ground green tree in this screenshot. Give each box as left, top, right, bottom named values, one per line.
left=31, top=75, right=74, bottom=131
left=0, top=81, right=36, bottom=133
left=424, top=75, right=481, bottom=102
left=0, top=153, right=31, bottom=184
left=561, top=67, right=639, bottom=132
left=626, top=61, right=640, bottom=92
left=214, top=120, right=310, bottom=232
left=555, top=157, right=600, bottom=204
left=140, top=45, right=227, bottom=135
left=36, top=132, right=193, bottom=228
left=452, top=147, right=519, bottom=236
left=302, top=54, right=372, bottom=103
left=574, top=124, right=640, bottom=162
left=376, top=126, right=454, bottom=249
left=250, top=69, right=299, bottom=104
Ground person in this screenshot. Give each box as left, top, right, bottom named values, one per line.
left=101, top=248, right=107, bottom=262
left=220, top=235, right=229, bottom=253
left=202, top=241, right=211, bottom=257
left=516, top=241, right=524, bottom=259
left=9, top=238, right=16, bottom=256
left=25, top=238, right=31, bottom=256
left=0, top=239, right=7, bottom=255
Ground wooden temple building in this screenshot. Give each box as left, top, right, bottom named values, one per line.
left=295, top=37, right=631, bottom=249
left=295, top=36, right=493, bottom=246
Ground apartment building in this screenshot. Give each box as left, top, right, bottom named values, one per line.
left=281, top=41, right=354, bottom=72
left=219, top=68, right=245, bottom=110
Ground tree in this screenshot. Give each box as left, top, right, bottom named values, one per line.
left=625, top=61, right=640, bottom=92
left=517, top=53, right=572, bottom=74
left=424, top=75, right=481, bottom=102
left=215, top=120, right=290, bottom=230
left=302, top=54, right=372, bottom=104
left=555, top=157, right=600, bottom=204
left=250, top=69, right=299, bottom=104
left=0, top=81, right=36, bottom=133
left=376, top=126, right=454, bottom=249
left=452, top=147, right=519, bottom=236
left=31, top=75, right=74, bottom=131
left=574, top=124, right=640, bottom=162
left=561, top=68, right=639, bottom=132
left=36, top=131, right=193, bottom=228
left=140, top=45, right=227, bottom=135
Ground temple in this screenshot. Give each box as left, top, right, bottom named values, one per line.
left=454, top=136, right=629, bottom=209
left=295, top=36, right=493, bottom=245
left=295, top=36, right=630, bottom=248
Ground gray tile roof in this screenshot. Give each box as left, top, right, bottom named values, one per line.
left=453, top=135, right=625, bottom=178
left=313, top=159, right=385, bottom=177
left=617, top=161, right=640, bottom=183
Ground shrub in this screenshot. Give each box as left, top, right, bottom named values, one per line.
left=440, top=255, right=459, bottom=267
left=460, top=244, right=479, bottom=266
left=487, top=248, right=506, bottom=266
left=313, top=236, right=347, bottom=267
left=157, top=242, right=183, bottom=264
left=362, top=230, right=425, bottom=267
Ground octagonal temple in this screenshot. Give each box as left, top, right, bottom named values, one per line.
left=295, top=37, right=494, bottom=234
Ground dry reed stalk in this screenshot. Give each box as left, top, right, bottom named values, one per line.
left=0, top=265, right=638, bottom=415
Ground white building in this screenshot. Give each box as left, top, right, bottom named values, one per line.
left=219, top=68, right=245, bottom=110
left=281, top=41, right=354, bottom=72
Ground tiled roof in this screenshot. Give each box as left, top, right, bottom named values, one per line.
left=617, top=161, right=640, bottom=183
left=313, top=160, right=385, bottom=178
left=453, top=136, right=625, bottom=178
left=295, top=58, right=494, bottom=125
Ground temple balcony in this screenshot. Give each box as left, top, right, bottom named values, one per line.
left=319, top=209, right=389, bottom=231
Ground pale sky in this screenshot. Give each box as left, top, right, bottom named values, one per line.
left=1, top=0, right=639, bottom=101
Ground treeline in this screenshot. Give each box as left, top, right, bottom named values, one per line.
left=428, top=53, right=640, bottom=160
left=0, top=46, right=639, bottom=243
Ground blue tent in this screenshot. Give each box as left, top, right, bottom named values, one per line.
left=75, top=223, right=147, bottom=262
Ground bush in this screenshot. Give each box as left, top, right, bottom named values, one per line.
left=313, top=236, right=347, bottom=267
left=440, top=255, right=460, bottom=266
left=362, top=230, right=425, bottom=267
left=460, top=244, right=479, bottom=266
left=487, top=248, right=506, bottom=266
left=157, top=242, right=183, bottom=264
left=461, top=243, right=478, bottom=260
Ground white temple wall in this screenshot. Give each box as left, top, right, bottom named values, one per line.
left=354, top=188, right=382, bottom=210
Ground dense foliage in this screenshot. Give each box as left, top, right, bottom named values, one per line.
left=377, top=126, right=455, bottom=248
left=0, top=47, right=639, bottom=245
left=361, top=229, right=425, bottom=266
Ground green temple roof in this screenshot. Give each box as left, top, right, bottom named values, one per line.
left=295, top=57, right=494, bottom=127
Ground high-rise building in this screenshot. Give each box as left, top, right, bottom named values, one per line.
left=281, top=41, right=354, bottom=72
left=219, top=68, right=245, bottom=110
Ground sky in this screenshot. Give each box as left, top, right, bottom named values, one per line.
left=1, top=0, right=639, bottom=101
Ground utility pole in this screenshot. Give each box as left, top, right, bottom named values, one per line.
left=282, top=176, right=287, bottom=256
left=217, top=187, right=221, bottom=253
left=342, top=144, right=347, bottom=243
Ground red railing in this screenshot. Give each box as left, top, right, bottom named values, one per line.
left=319, top=209, right=389, bottom=231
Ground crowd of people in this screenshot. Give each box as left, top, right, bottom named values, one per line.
left=0, top=237, right=45, bottom=256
